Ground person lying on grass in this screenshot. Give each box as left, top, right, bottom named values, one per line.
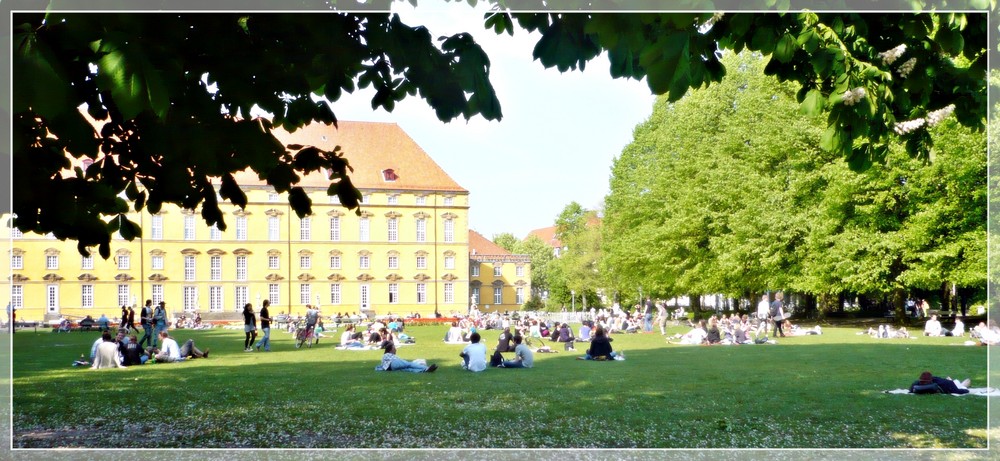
left=152, top=331, right=209, bottom=363
left=909, top=371, right=971, bottom=395
left=577, top=326, right=623, bottom=361
left=375, top=341, right=437, bottom=373
left=667, top=320, right=707, bottom=345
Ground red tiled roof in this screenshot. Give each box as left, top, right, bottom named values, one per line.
left=526, top=226, right=561, bottom=249
left=468, top=230, right=511, bottom=256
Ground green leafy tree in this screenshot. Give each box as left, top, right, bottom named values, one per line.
left=519, top=234, right=556, bottom=296
left=492, top=232, right=520, bottom=253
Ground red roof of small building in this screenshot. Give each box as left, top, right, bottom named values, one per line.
left=526, top=226, right=561, bottom=249
left=468, top=230, right=512, bottom=256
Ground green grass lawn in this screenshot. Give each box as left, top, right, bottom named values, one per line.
left=11, top=323, right=990, bottom=448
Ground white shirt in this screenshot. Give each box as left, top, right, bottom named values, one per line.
left=756, top=300, right=770, bottom=319
left=161, top=337, right=181, bottom=360
left=462, top=342, right=488, bottom=372
left=925, top=319, right=942, bottom=336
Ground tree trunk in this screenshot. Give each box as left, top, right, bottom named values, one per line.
left=690, top=294, right=703, bottom=319
left=892, top=288, right=908, bottom=326
left=817, top=293, right=836, bottom=321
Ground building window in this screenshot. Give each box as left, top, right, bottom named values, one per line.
left=516, top=265, right=525, bottom=277
left=80, top=255, right=93, bottom=270
left=359, top=217, right=370, bottom=242
left=494, top=264, right=503, bottom=277
left=209, top=286, right=223, bottom=312
left=415, top=219, right=426, bottom=242
left=152, top=284, right=164, bottom=305
left=471, top=287, right=480, bottom=305
left=11, top=255, right=22, bottom=270
left=443, top=196, right=454, bottom=206
left=300, top=284, right=311, bottom=305
left=118, top=284, right=130, bottom=307
left=330, top=255, right=341, bottom=270
left=361, top=194, right=371, bottom=205
left=210, top=255, right=222, bottom=281
left=46, top=255, right=59, bottom=270
left=416, top=255, right=427, bottom=270
left=444, top=256, right=455, bottom=270
left=235, top=286, right=248, bottom=312
left=269, top=284, right=280, bottom=306
left=183, top=286, right=197, bottom=310
left=268, top=255, right=279, bottom=270
left=236, top=255, right=247, bottom=281
left=117, top=255, right=130, bottom=270
left=360, top=284, right=370, bottom=308
left=10, top=227, right=22, bottom=239
left=359, top=255, right=370, bottom=270
left=236, top=216, right=247, bottom=241
left=443, top=220, right=454, bottom=243
left=330, top=283, right=341, bottom=304
left=516, top=287, right=525, bottom=304
left=184, top=215, right=195, bottom=240
left=388, top=283, right=398, bottom=304
left=300, top=217, right=311, bottom=241
left=47, top=285, right=59, bottom=312
left=388, top=255, right=399, bottom=270
left=81, top=285, right=94, bottom=308
left=11, top=285, right=23, bottom=309
left=494, top=286, right=503, bottom=304
left=151, top=215, right=163, bottom=240
left=329, top=216, right=340, bottom=241
left=416, top=283, right=426, bottom=304
left=210, top=224, right=222, bottom=241
left=415, top=196, right=426, bottom=206
left=329, top=194, right=340, bottom=204
left=387, top=195, right=398, bottom=205
left=300, top=255, right=312, bottom=270
left=268, top=192, right=279, bottom=202
left=184, top=255, right=196, bottom=281
left=444, top=282, right=454, bottom=303
left=387, top=218, right=398, bottom=242
left=471, top=263, right=480, bottom=277
left=268, top=216, right=279, bottom=241
left=152, top=255, right=164, bottom=270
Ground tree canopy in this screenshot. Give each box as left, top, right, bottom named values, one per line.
left=12, top=8, right=988, bottom=257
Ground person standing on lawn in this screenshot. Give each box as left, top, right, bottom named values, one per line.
left=643, top=297, right=654, bottom=332
left=255, top=299, right=273, bottom=351
left=242, top=303, right=257, bottom=352
left=126, top=304, right=136, bottom=333
left=152, top=301, right=168, bottom=346
left=138, top=300, right=154, bottom=348
left=769, top=292, right=786, bottom=338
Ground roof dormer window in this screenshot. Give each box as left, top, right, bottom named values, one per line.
left=382, top=169, right=398, bottom=182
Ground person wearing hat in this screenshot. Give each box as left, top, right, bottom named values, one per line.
left=909, top=371, right=971, bottom=395
left=375, top=341, right=437, bottom=373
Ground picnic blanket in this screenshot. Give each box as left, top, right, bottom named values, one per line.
left=884, top=387, right=999, bottom=396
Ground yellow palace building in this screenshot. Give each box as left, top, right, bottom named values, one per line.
left=3, top=121, right=500, bottom=322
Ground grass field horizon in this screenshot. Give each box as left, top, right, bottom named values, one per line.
left=11, top=322, right=991, bottom=449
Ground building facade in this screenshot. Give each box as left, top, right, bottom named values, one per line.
left=5, top=121, right=472, bottom=321
left=468, top=230, right=530, bottom=313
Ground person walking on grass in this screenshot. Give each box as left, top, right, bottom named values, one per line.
left=769, top=292, right=786, bottom=338
left=243, top=303, right=257, bottom=352
left=255, top=299, right=273, bottom=351
left=138, top=300, right=154, bottom=348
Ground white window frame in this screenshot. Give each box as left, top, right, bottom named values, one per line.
left=516, top=287, right=525, bottom=304
left=387, top=195, right=398, bottom=205
left=46, top=255, right=59, bottom=270
left=416, top=255, right=427, bottom=270
left=300, top=217, right=311, bottom=241
left=183, top=286, right=197, bottom=311
left=236, top=216, right=247, bottom=241
left=269, top=284, right=280, bottom=306
left=444, top=219, right=454, bottom=243
left=151, top=255, right=164, bottom=271
left=416, top=283, right=426, bottom=304
left=268, top=192, right=279, bottom=202
left=330, top=255, right=341, bottom=270
left=236, top=255, right=247, bottom=281
left=471, top=287, right=480, bottom=306
left=388, top=283, right=399, bottom=304
left=443, top=196, right=454, bottom=206
left=471, top=263, right=480, bottom=277
left=359, top=217, right=370, bottom=242
left=152, top=284, right=164, bottom=305
left=117, top=284, right=130, bottom=307
left=444, top=282, right=454, bottom=303
left=415, top=219, right=426, bottom=242
left=184, top=255, right=196, bottom=281
left=415, top=196, right=426, bottom=206
left=300, top=284, right=311, bottom=305
left=329, top=216, right=340, bottom=241
left=268, top=216, right=280, bottom=241
left=210, top=255, right=222, bottom=281
left=516, top=265, right=525, bottom=277
left=81, top=255, right=93, bottom=270
left=494, top=286, right=503, bottom=304
left=11, top=285, right=23, bottom=309
left=300, top=255, right=312, bottom=270
left=388, top=255, right=399, bottom=270
left=387, top=217, right=398, bottom=242
left=184, top=215, right=196, bottom=240
left=360, top=284, right=370, bottom=309
left=11, top=255, right=22, bottom=270
left=330, top=283, right=341, bottom=304
left=235, top=286, right=249, bottom=312
left=444, top=256, right=455, bottom=270
left=209, top=224, right=222, bottom=241
left=81, top=284, right=94, bottom=308
left=209, top=285, right=223, bottom=312
left=118, top=254, right=130, bottom=270
left=151, top=215, right=163, bottom=240
left=494, top=264, right=503, bottom=277
left=268, top=255, right=279, bottom=270
left=47, top=284, right=60, bottom=313
left=359, top=255, right=370, bottom=270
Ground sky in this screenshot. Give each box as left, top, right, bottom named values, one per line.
left=327, top=2, right=658, bottom=240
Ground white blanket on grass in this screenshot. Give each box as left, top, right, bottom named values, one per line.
left=885, top=387, right=999, bottom=396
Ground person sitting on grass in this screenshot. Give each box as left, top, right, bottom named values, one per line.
left=153, top=331, right=209, bottom=362
left=375, top=341, right=437, bottom=373
left=339, top=324, right=365, bottom=349
left=668, top=320, right=708, bottom=345
left=556, top=323, right=575, bottom=351
left=578, top=321, right=592, bottom=342
left=91, top=332, right=123, bottom=369
left=500, top=335, right=534, bottom=368
left=705, top=317, right=722, bottom=344
left=495, top=327, right=514, bottom=353
left=122, top=334, right=147, bottom=366
left=459, top=332, right=488, bottom=372
left=444, top=321, right=464, bottom=343
left=924, top=314, right=947, bottom=336
left=578, top=326, right=623, bottom=361
left=909, top=371, right=971, bottom=395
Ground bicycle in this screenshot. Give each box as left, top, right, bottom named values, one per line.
left=294, top=320, right=316, bottom=349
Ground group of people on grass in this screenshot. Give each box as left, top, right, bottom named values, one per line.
left=86, top=328, right=209, bottom=369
